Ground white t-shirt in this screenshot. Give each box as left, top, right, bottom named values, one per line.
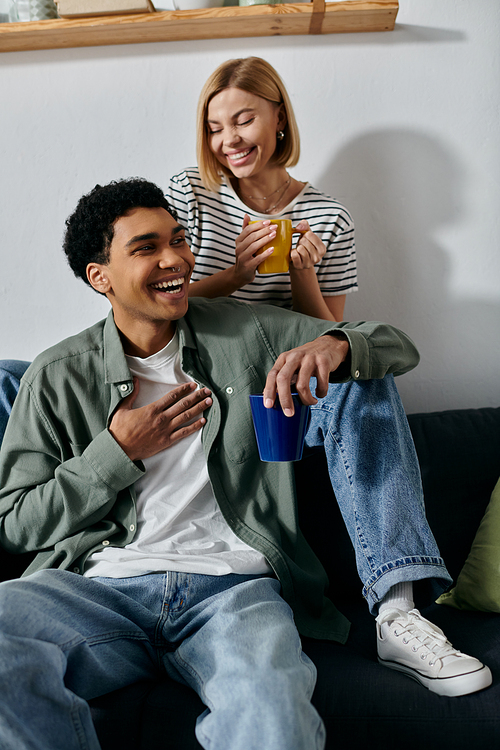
left=167, top=167, right=358, bottom=308
left=84, top=332, right=271, bottom=579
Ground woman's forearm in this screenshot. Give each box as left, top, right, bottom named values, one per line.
left=189, top=262, right=346, bottom=322
left=188, top=268, right=242, bottom=299
left=289, top=266, right=343, bottom=321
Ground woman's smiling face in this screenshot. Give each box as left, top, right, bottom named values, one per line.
left=206, top=87, right=286, bottom=181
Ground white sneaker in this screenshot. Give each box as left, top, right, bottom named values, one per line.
left=376, top=608, right=492, bottom=697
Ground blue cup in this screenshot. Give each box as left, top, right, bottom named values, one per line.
left=249, top=394, right=310, bottom=462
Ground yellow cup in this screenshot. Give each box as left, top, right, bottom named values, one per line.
left=250, top=219, right=294, bottom=275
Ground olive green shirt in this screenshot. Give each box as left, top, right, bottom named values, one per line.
left=0, top=298, right=419, bottom=643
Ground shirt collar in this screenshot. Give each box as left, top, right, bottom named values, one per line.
left=102, top=310, right=196, bottom=386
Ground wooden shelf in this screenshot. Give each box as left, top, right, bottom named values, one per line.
left=0, top=0, right=398, bottom=53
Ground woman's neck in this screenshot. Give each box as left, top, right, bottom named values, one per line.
left=236, top=168, right=289, bottom=201
left=233, top=169, right=303, bottom=215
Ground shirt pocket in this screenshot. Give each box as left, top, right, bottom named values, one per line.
left=215, top=366, right=262, bottom=464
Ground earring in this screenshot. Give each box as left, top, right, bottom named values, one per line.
left=277, top=130, right=285, bottom=141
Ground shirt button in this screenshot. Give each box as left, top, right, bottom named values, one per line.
left=73, top=566, right=80, bottom=574
left=354, top=370, right=360, bottom=379
left=119, top=384, right=129, bottom=392
left=226, top=387, right=234, bottom=395
left=102, top=540, right=110, bottom=546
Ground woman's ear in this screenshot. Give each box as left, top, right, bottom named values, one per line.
left=277, top=103, right=288, bottom=131
left=86, top=263, right=112, bottom=295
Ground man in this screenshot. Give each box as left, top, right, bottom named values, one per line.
left=0, top=179, right=491, bottom=750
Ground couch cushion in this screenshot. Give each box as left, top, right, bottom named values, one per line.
left=407, top=408, right=500, bottom=581
left=306, top=600, right=500, bottom=750
left=437, top=477, right=500, bottom=612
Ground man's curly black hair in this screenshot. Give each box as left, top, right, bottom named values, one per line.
left=63, top=178, right=177, bottom=288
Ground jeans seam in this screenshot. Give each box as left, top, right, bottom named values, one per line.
left=299, top=649, right=316, bottom=699
left=196, top=719, right=212, bottom=750
left=69, top=693, right=93, bottom=750
left=314, top=714, right=326, bottom=750
left=57, top=632, right=150, bottom=651
left=326, top=426, right=376, bottom=578
left=155, top=572, right=192, bottom=645
left=171, top=649, right=214, bottom=711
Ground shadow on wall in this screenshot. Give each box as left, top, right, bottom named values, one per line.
left=318, top=129, right=499, bottom=412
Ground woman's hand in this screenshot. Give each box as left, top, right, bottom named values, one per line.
left=188, top=215, right=276, bottom=299
left=290, top=220, right=326, bottom=270
left=232, top=215, right=276, bottom=286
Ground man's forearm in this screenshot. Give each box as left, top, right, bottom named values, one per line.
left=0, top=424, right=142, bottom=555
left=327, top=321, right=420, bottom=382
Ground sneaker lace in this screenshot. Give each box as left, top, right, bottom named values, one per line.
left=378, top=608, right=461, bottom=665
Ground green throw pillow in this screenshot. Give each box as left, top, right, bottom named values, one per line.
left=437, top=477, right=500, bottom=612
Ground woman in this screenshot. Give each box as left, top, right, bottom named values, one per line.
left=167, top=57, right=357, bottom=321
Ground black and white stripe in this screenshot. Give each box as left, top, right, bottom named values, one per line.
left=167, top=167, right=358, bottom=308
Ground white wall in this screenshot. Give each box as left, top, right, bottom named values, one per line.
left=1, top=0, right=499, bottom=413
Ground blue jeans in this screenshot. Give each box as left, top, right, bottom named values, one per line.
left=0, top=360, right=30, bottom=443
left=0, top=373, right=450, bottom=748
left=0, top=570, right=325, bottom=750
left=306, top=374, right=451, bottom=613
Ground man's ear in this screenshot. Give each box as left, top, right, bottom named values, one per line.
left=87, top=263, right=112, bottom=295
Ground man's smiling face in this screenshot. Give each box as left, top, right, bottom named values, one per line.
left=86, top=206, right=195, bottom=352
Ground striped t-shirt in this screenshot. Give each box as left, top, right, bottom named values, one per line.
left=166, top=167, right=358, bottom=308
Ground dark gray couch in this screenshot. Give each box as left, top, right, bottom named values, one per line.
left=1, top=360, right=499, bottom=749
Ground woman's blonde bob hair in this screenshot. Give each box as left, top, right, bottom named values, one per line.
left=196, top=57, right=301, bottom=193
